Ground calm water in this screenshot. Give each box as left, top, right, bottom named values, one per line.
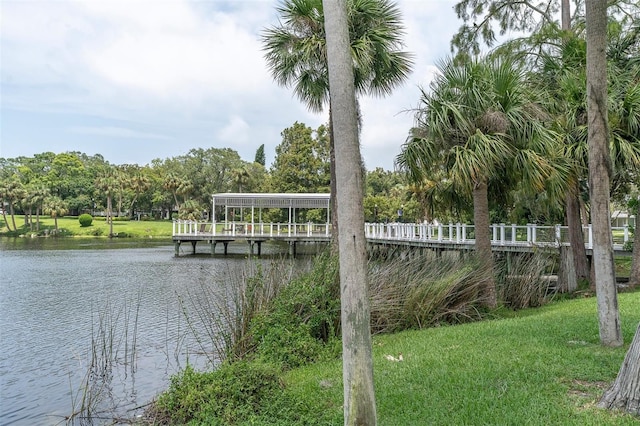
left=0, top=238, right=302, bottom=425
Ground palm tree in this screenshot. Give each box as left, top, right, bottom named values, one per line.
left=128, top=172, right=151, bottom=218
left=397, top=55, right=565, bottom=309
left=29, top=183, right=50, bottom=232
left=95, top=169, right=118, bottom=238
left=586, top=0, right=621, bottom=347
left=0, top=178, right=18, bottom=231
left=163, top=174, right=192, bottom=212
left=324, top=0, right=376, bottom=422
left=535, top=29, right=640, bottom=290
left=43, top=196, right=69, bottom=233
left=5, top=179, right=25, bottom=232
left=263, top=0, right=413, bottom=239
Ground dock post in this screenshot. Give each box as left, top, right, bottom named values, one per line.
left=191, top=241, right=197, bottom=254
left=174, top=241, right=181, bottom=256
left=257, top=241, right=262, bottom=256
left=211, top=242, right=216, bottom=255
left=223, top=242, right=229, bottom=255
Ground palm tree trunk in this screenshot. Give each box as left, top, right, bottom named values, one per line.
left=561, top=0, right=570, bottom=30
left=566, top=189, right=590, bottom=283
left=329, top=108, right=339, bottom=251
left=10, top=203, right=17, bottom=231
left=324, top=1, right=377, bottom=423
left=598, top=322, right=640, bottom=416
left=586, top=0, right=622, bottom=347
left=2, top=207, right=13, bottom=232
left=628, top=201, right=640, bottom=288
left=473, top=180, right=497, bottom=308
left=108, top=196, right=114, bottom=238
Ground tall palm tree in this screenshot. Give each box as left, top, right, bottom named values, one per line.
left=263, top=0, right=413, bottom=239
left=128, top=172, right=151, bottom=218
left=397, top=55, right=565, bottom=309
left=95, top=169, right=118, bottom=238
left=586, top=0, right=621, bottom=347
left=29, top=183, right=50, bottom=232
left=536, top=29, right=640, bottom=289
left=324, top=0, right=376, bottom=422
left=163, top=174, right=192, bottom=212
left=0, top=178, right=18, bottom=231
left=43, top=196, right=69, bottom=233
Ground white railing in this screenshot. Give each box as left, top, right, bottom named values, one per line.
left=172, top=220, right=331, bottom=238
left=364, top=222, right=632, bottom=250
left=173, top=220, right=632, bottom=250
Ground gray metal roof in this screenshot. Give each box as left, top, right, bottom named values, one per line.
left=212, top=193, right=330, bottom=209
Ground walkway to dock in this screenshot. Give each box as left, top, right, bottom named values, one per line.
left=172, top=192, right=632, bottom=256
left=172, top=220, right=633, bottom=256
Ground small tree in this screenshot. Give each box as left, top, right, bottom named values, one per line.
left=43, top=196, right=69, bottom=233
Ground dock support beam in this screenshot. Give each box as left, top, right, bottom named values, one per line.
left=174, top=241, right=181, bottom=256
left=191, top=241, right=197, bottom=254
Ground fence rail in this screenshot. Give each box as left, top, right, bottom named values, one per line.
left=173, top=220, right=633, bottom=250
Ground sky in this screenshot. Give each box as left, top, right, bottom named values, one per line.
left=1, top=0, right=461, bottom=171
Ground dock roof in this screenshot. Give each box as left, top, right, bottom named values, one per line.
left=212, top=193, right=330, bottom=209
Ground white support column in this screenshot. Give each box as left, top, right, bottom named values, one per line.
left=500, top=223, right=506, bottom=245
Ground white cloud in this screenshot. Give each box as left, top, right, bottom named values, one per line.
left=1, top=0, right=462, bottom=170
left=217, top=115, right=251, bottom=146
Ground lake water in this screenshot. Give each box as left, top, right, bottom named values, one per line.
left=0, top=238, right=311, bottom=425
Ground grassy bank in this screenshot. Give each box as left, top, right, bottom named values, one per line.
left=0, top=215, right=173, bottom=238
left=150, top=261, right=640, bottom=425
left=282, top=291, right=640, bottom=425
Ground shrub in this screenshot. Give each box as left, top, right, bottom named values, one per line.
left=78, top=214, right=93, bottom=227
left=152, top=362, right=282, bottom=425
left=249, top=251, right=341, bottom=369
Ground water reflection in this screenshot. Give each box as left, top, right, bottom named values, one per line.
left=0, top=238, right=314, bottom=425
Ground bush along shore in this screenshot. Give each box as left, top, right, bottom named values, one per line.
left=142, top=251, right=640, bottom=425
left=0, top=215, right=173, bottom=238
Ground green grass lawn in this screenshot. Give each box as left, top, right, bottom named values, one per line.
left=0, top=215, right=173, bottom=238
left=273, top=291, right=640, bottom=425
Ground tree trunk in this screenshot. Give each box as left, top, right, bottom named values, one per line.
left=323, top=1, right=377, bottom=424
left=558, top=246, right=577, bottom=292
left=472, top=180, right=497, bottom=308
left=2, top=206, right=13, bottom=232
left=567, top=189, right=590, bottom=284
left=629, top=201, right=640, bottom=288
left=10, top=203, right=17, bottom=231
left=561, top=0, right=570, bottom=31
left=598, top=322, right=640, bottom=416
left=586, top=0, right=622, bottom=347
left=107, top=195, right=114, bottom=238
left=329, top=108, right=339, bottom=252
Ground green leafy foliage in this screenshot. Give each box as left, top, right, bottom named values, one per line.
left=78, top=214, right=93, bottom=227
left=153, top=362, right=283, bottom=425
left=250, top=252, right=341, bottom=369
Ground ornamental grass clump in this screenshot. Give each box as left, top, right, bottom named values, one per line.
left=369, top=253, right=488, bottom=334
left=496, top=252, right=556, bottom=309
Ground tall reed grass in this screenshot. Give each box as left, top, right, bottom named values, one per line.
left=66, top=295, right=141, bottom=424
